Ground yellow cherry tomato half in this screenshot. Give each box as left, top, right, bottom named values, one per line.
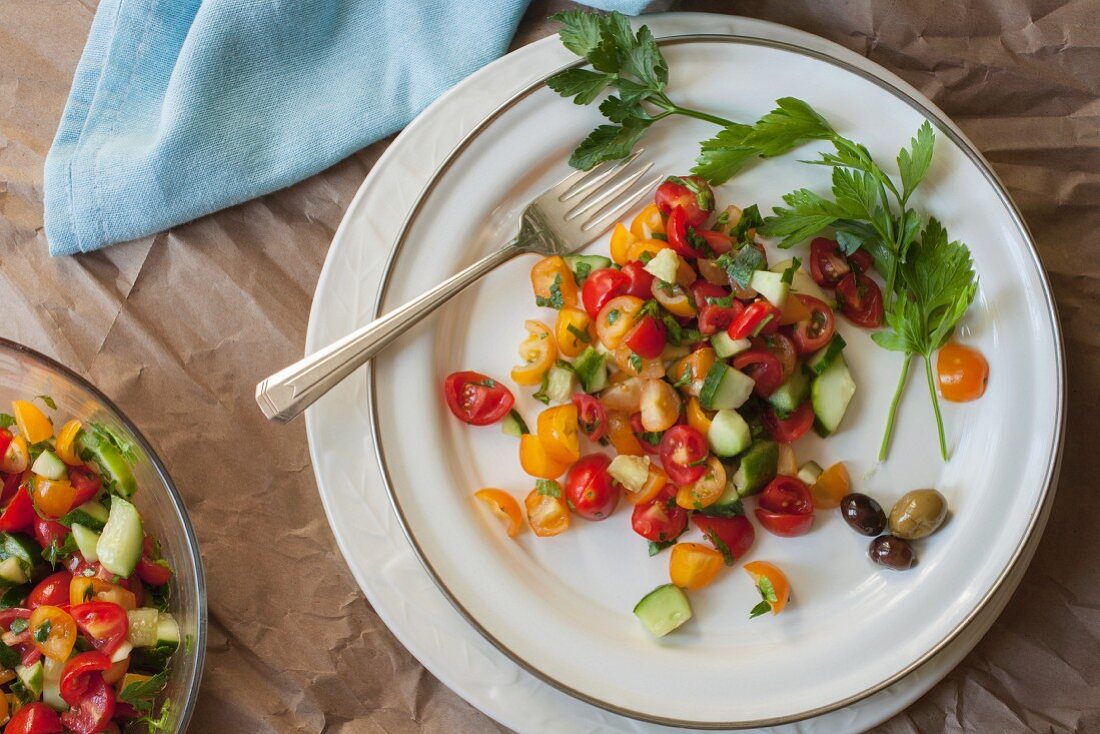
left=744, top=561, right=791, bottom=616
left=669, top=542, right=724, bottom=590
left=525, top=487, right=570, bottom=537
left=0, top=434, right=28, bottom=474
left=651, top=279, right=696, bottom=318
left=474, top=489, right=523, bottom=538
left=69, top=577, right=137, bottom=610
left=12, top=401, right=52, bottom=444
left=530, top=255, right=579, bottom=310
left=605, top=411, right=645, bottom=457
left=536, top=405, right=580, bottom=464
left=54, top=419, right=83, bottom=466
left=609, top=222, right=637, bottom=265
left=623, top=463, right=667, bottom=505
left=518, top=434, right=569, bottom=479
left=511, top=320, right=556, bottom=386
left=612, top=346, right=664, bottom=379
left=668, top=348, right=717, bottom=398
left=639, top=379, right=681, bottom=433
left=595, top=295, right=645, bottom=350
left=630, top=203, right=666, bottom=240
left=936, top=342, right=989, bottom=402
left=31, top=478, right=75, bottom=518
left=626, top=238, right=668, bottom=264
left=810, top=462, right=850, bottom=509
left=29, top=605, right=77, bottom=662
left=686, top=397, right=714, bottom=436
left=676, top=457, right=726, bottom=510
left=555, top=307, right=596, bottom=359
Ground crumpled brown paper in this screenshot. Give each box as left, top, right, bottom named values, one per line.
left=0, top=0, right=1096, bottom=731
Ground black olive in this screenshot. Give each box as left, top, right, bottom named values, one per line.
left=840, top=493, right=886, bottom=536
left=869, top=534, right=916, bottom=570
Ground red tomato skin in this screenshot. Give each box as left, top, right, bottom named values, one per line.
left=0, top=483, right=37, bottom=533
left=629, top=413, right=662, bottom=455
left=835, top=272, right=885, bottom=328
left=763, top=402, right=815, bottom=443
left=1, top=470, right=22, bottom=504
left=692, top=515, right=755, bottom=563
left=443, top=371, right=514, bottom=426
left=849, top=248, right=873, bottom=273
left=809, top=237, right=851, bottom=288
left=790, top=295, right=837, bottom=354
left=760, top=476, right=814, bottom=516
left=728, top=301, right=781, bottom=340
left=630, top=490, right=688, bottom=542
left=619, top=262, right=655, bottom=299
left=754, top=508, right=814, bottom=537
left=690, top=281, right=730, bottom=310
left=136, top=537, right=173, bottom=587
left=60, top=675, right=115, bottom=734
left=625, top=316, right=667, bottom=359
left=732, top=349, right=784, bottom=398
left=67, top=467, right=101, bottom=507
left=35, top=518, right=70, bottom=551
left=658, top=425, right=709, bottom=485
left=581, top=269, right=630, bottom=318
left=0, top=429, right=11, bottom=462
left=60, top=651, right=111, bottom=705
left=763, top=333, right=798, bottom=383
left=70, top=602, right=129, bottom=656
left=572, top=393, right=608, bottom=442
left=564, top=454, right=618, bottom=521
left=28, top=571, right=73, bottom=609
left=654, top=176, right=713, bottom=228
left=695, top=229, right=733, bottom=256
left=6, top=702, right=63, bottom=734
left=666, top=207, right=703, bottom=258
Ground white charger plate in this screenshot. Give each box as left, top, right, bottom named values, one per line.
left=305, top=13, right=1063, bottom=732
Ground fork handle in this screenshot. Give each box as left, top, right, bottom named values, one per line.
left=256, top=241, right=523, bottom=422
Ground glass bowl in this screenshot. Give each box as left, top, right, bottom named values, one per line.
left=0, top=338, right=206, bottom=731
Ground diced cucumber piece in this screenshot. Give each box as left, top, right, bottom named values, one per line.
left=110, top=641, right=134, bottom=663
left=96, top=496, right=143, bottom=577
left=749, top=269, right=790, bottom=308
left=633, top=584, right=692, bottom=638
left=42, top=657, right=66, bottom=711
left=643, top=248, right=680, bottom=284
left=777, top=442, right=798, bottom=477
left=545, top=363, right=578, bottom=404
left=77, top=429, right=136, bottom=499
left=59, top=500, right=109, bottom=532
left=710, top=332, right=751, bottom=359
left=698, top=363, right=754, bottom=411
left=807, top=334, right=847, bottom=376
left=767, top=366, right=811, bottom=414
left=708, top=410, right=751, bottom=457
left=127, top=608, right=160, bottom=648
left=608, top=455, right=650, bottom=494
left=698, top=477, right=744, bottom=518
left=812, top=356, right=856, bottom=437
left=0, top=556, right=27, bottom=585
left=733, top=440, right=779, bottom=497
left=798, top=461, right=824, bottom=486
left=154, top=614, right=180, bottom=651
left=500, top=409, right=529, bottom=438
left=563, top=254, right=611, bottom=284
left=573, top=347, right=608, bottom=393
left=0, top=533, right=39, bottom=579
left=71, top=523, right=101, bottom=563
left=771, top=259, right=829, bottom=302
left=31, top=450, right=66, bottom=481
left=16, top=659, right=43, bottom=697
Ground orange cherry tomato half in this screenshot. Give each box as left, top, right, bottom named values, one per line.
left=605, top=411, right=645, bottom=457
left=630, top=203, right=666, bottom=240
left=511, top=320, right=557, bottom=386
left=610, top=222, right=637, bottom=265
left=622, top=462, right=668, bottom=506
left=524, top=486, right=570, bottom=537
left=675, top=456, right=726, bottom=510
left=936, top=342, right=989, bottom=402
left=536, top=404, right=580, bottom=464
left=554, top=307, right=596, bottom=358
left=518, top=434, right=569, bottom=480
left=530, top=255, right=579, bottom=310
left=669, top=348, right=717, bottom=398
left=12, top=400, right=52, bottom=444
left=595, top=295, right=645, bottom=350
left=54, top=419, right=83, bottom=466
left=810, top=462, right=850, bottom=509
left=31, top=478, right=76, bottom=519
left=473, top=489, right=523, bottom=538
left=686, top=397, right=714, bottom=436
left=69, top=576, right=137, bottom=611
left=669, top=542, right=724, bottom=590
left=29, top=604, right=77, bottom=661
left=744, top=560, right=791, bottom=617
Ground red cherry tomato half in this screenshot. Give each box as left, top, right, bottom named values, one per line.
left=691, top=514, right=755, bottom=565
left=694, top=229, right=734, bottom=256
left=60, top=674, right=115, bottom=734
left=835, top=272, right=885, bottom=328
left=754, top=509, right=814, bottom=537
left=659, top=425, right=709, bottom=485
left=0, top=483, right=37, bottom=533
left=67, top=467, right=101, bottom=507
left=629, top=413, right=661, bottom=455
left=443, top=371, right=515, bottom=426
left=572, top=394, right=608, bottom=442
left=728, top=300, right=781, bottom=340
left=1, top=470, right=22, bottom=504
left=28, top=571, right=73, bottom=609
left=732, top=349, right=784, bottom=398
left=60, top=650, right=111, bottom=706
left=631, top=489, right=688, bottom=543
left=849, top=248, right=873, bottom=273
left=790, top=295, right=837, bottom=354
left=69, top=602, right=129, bottom=656
left=763, top=402, right=815, bottom=443
left=0, top=429, right=11, bottom=463
left=624, top=315, right=667, bottom=359
left=809, top=237, right=852, bottom=288
left=690, top=281, right=730, bottom=310
left=666, top=207, right=704, bottom=259
left=693, top=279, right=743, bottom=336
left=762, top=333, right=798, bottom=383
left=136, top=535, right=172, bottom=587
left=581, top=268, right=631, bottom=318
left=564, top=454, right=619, bottom=521
left=755, top=475, right=815, bottom=537
left=654, top=175, right=713, bottom=228
left=34, top=518, right=69, bottom=552
left=619, top=262, right=655, bottom=299
left=6, top=702, right=63, bottom=734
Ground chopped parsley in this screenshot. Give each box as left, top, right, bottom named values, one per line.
left=535, top=273, right=566, bottom=310
left=536, top=479, right=562, bottom=498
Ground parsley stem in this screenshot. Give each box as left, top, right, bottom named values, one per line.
left=924, top=354, right=948, bottom=460
left=651, top=95, right=736, bottom=128
left=879, top=352, right=912, bottom=461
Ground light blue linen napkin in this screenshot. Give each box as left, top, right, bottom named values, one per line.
left=44, top=0, right=651, bottom=256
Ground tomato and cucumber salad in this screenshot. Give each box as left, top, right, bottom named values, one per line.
left=0, top=399, right=178, bottom=732
left=444, top=175, right=988, bottom=638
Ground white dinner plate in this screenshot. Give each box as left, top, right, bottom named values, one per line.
left=305, top=13, right=1063, bottom=731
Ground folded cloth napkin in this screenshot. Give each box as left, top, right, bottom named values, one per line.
left=43, top=0, right=651, bottom=256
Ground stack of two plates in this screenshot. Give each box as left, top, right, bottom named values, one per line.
left=304, top=13, right=1063, bottom=733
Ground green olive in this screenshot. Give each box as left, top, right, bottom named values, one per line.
left=888, top=489, right=947, bottom=540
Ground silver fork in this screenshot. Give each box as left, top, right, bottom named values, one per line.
left=256, top=154, right=660, bottom=422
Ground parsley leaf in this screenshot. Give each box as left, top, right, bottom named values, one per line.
left=745, top=97, right=835, bottom=156
left=0, top=414, right=13, bottom=429
left=716, top=245, right=765, bottom=289
left=703, top=528, right=734, bottom=566
left=535, top=273, right=566, bottom=310
left=566, top=324, right=591, bottom=345
left=648, top=539, right=677, bottom=556
left=34, top=395, right=57, bottom=410
left=749, top=600, right=772, bottom=619
left=536, top=479, right=562, bottom=498
left=572, top=261, right=592, bottom=284
left=780, top=257, right=802, bottom=286
left=897, top=120, right=935, bottom=204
